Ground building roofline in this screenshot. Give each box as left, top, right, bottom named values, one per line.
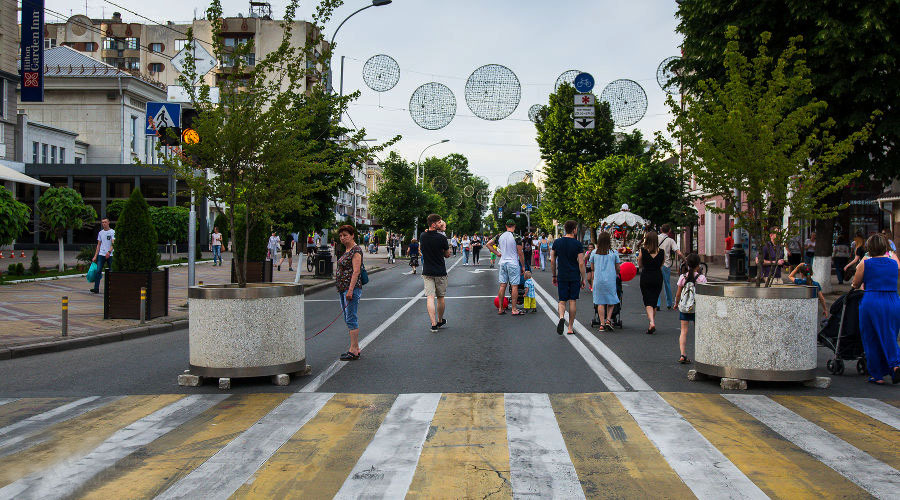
left=29, top=122, right=79, bottom=137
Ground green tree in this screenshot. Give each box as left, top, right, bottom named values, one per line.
left=37, top=187, right=97, bottom=272
left=370, top=152, right=443, bottom=238
left=419, top=153, right=488, bottom=235
left=111, top=188, right=159, bottom=273
left=0, top=186, right=31, bottom=250
left=490, top=182, right=540, bottom=234
left=572, top=155, right=635, bottom=241
left=535, top=83, right=618, bottom=228
left=156, top=0, right=397, bottom=286
left=615, top=159, right=696, bottom=230
left=150, top=206, right=189, bottom=244
left=664, top=28, right=875, bottom=287
left=674, top=0, right=899, bottom=260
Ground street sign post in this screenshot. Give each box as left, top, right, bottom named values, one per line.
left=574, top=94, right=595, bottom=106
left=574, top=72, right=594, bottom=93
left=574, top=118, right=595, bottom=129
left=573, top=106, right=595, bottom=118
left=146, top=102, right=181, bottom=135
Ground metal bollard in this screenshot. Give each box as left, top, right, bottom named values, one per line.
left=61, top=296, right=68, bottom=336
left=139, top=287, right=146, bottom=324
left=198, top=281, right=203, bottom=286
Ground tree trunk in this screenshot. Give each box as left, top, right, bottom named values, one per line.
left=57, top=236, right=65, bottom=273
left=813, top=217, right=835, bottom=294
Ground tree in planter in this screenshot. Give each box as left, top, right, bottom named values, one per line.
left=37, top=187, right=97, bottom=272
left=111, top=188, right=159, bottom=273
left=0, top=186, right=31, bottom=255
left=155, top=0, right=397, bottom=287
left=663, top=27, right=876, bottom=287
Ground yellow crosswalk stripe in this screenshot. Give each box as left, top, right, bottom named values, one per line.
left=662, top=393, right=869, bottom=499
left=0, top=398, right=75, bottom=428
left=0, top=395, right=182, bottom=488
left=231, top=393, right=396, bottom=499
left=550, top=393, right=694, bottom=499
left=407, top=393, right=512, bottom=499
left=76, top=393, right=289, bottom=500
left=773, top=395, right=900, bottom=470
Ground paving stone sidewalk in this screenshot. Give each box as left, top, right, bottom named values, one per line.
left=0, top=249, right=395, bottom=350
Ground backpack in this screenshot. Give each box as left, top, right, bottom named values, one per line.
left=679, top=280, right=696, bottom=313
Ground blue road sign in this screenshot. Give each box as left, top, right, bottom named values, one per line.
left=574, top=72, right=594, bottom=93
left=527, top=204, right=533, bottom=210
left=146, top=102, right=181, bottom=135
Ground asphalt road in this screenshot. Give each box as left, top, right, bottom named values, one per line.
left=0, top=255, right=893, bottom=398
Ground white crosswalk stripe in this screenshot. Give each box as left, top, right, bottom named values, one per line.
left=725, top=394, right=900, bottom=500
left=0, top=398, right=18, bottom=407
left=831, top=396, right=900, bottom=430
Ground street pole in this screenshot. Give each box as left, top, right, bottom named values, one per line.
left=188, top=190, right=196, bottom=286
left=329, top=0, right=392, bottom=96
left=413, top=139, right=450, bottom=237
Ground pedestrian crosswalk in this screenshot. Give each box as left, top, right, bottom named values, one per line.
left=0, top=392, right=896, bottom=499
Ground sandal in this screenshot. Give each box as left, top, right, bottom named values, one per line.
left=340, top=351, right=360, bottom=361
left=511, top=309, right=524, bottom=316
left=645, top=326, right=656, bottom=335
left=604, top=321, right=614, bottom=332
left=678, top=355, right=691, bottom=364
left=866, top=378, right=885, bottom=385
left=892, top=367, right=900, bottom=385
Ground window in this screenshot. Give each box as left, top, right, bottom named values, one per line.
left=32, top=142, right=38, bottom=163
left=131, top=116, right=138, bottom=153
left=60, top=148, right=66, bottom=163
left=41, top=144, right=48, bottom=163
left=103, top=38, right=119, bottom=50
left=0, top=79, right=5, bottom=117
left=51, top=146, right=57, bottom=163
left=124, top=38, right=140, bottom=50
left=223, top=36, right=252, bottom=48
left=149, top=62, right=164, bottom=73
left=84, top=42, right=97, bottom=51
left=149, top=43, right=163, bottom=53
left=175, top=39, right=188, bottom=51
left=124, top=58, right=140, bottom=70
left=75, top=157, right=83, bottom=164
left=44, top=38, right=57, bottom=49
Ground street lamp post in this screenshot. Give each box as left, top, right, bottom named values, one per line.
left=329, top=0, right=392, bottom=97
left=413, top=139, right=449, bottom=237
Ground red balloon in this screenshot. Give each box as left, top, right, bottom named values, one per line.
left=620, top=262, right=637, bottom=282
left=493, top=296, right=510, bottom=309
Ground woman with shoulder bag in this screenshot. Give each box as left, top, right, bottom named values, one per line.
left=335, top=225, right=364, bottom=361
left=408, top=238, right=420, bottom=274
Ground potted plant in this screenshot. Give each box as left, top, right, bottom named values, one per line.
left=664, top=27, right=876, bottom=383
left=105, top=188, right=168, bottom=320
left=158, top=0, right=396, bottom=386
left=0, top=186, right=30, bottom=259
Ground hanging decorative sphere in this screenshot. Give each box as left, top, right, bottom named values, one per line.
left=362, top=54, right=400, bottom=92
left=600, top=79, right=648, bottom=127
left=409, top=82, right=456, bottom=130
left=464, top=64, right=522, bottom=121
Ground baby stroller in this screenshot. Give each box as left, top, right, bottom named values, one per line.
left=818, top=289, right=866, bottom=375
left=592, top=277, right=624, bottom=329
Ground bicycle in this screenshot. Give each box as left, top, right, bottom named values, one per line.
left=387, top=246, right=396, bottom=264
left=307, top=251, right=319, bottom=273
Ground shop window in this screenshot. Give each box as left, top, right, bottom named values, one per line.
left=107, top=177, right=135, bottom=199
left=141, top=177, right=169, bottom=199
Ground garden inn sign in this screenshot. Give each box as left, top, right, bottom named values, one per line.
left=20, top=0, right=44, bottom=102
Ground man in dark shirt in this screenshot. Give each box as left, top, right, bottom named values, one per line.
left=551, top=220, right=586, bottom=334
left=420, top=213, right=451, bottom=332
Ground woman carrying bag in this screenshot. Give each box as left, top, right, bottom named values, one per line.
left=335, top=225, right=364, bottom=361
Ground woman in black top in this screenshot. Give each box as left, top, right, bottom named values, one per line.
left=471, top=234, right=482, bottom=265
left=639, top=231, right=664, bottom=335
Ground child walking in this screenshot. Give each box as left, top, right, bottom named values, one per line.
left=674, top=253, right=707, bottom=364
left=590, top=232, right=620, bottom=331
left=523, top=271, right=537, bottom=313
left=489, top=249, right=497, bottom=268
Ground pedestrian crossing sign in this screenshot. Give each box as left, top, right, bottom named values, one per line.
left=146, top=102, right=181, bottom=135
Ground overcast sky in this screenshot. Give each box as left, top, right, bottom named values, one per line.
left=47, top=0, right=683, bottom=189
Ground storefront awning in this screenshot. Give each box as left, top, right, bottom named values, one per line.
left=0, top=161, right=50, bottom=187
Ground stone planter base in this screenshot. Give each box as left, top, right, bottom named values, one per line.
left=693, top=282, right=819, bottom=383
left=182, top=282, right=306, bottom=389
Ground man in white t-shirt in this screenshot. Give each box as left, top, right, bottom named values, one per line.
left=486, top=220, right=525, bottom=315
left=657, top=224, right=684, bottom=310
left=91, top=217, right=115, bottom=294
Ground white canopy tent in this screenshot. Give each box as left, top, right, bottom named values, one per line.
left=600, top=203, right=647, bottom=227
left=0, top=162, right=49, bottom=187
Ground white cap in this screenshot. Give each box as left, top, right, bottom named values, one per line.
left=621, top=203, right=630, bottom=211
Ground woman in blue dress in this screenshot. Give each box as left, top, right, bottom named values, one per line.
left=590, top=232, right=621, bottom=332
left=851, top=235, right=900, bottom=384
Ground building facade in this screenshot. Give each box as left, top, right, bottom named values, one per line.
left=335, top=164, right=370, bottom=226
left=0, top=0, right=19, bottom=167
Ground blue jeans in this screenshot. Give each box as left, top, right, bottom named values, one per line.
left=539, top=250, right=547, bottom=270
left=212, top=245, right=221, bottom=265
left=464, top=248, right=470, bottom=264
left=93, top=255, right=112, bottom=292
left=339, top=287, right=362, bottom=330
left=657, top=265, right=673, bottom=308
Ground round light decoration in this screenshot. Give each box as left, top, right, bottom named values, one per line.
left=409, top=82, right=456, bottom=130
left=554, top=70, right=581, bottom=91
left=362, top=54, right=400, bottom=92
left=656, top=56, right=680, bottom=95
left=464, top=64, right=521, bottom=121
left=430, top=176, right=448, bottom=193
left=600, top=79, right=648, bottom=127
left=527, top=104, right=545, bottom=123
left=463, top=184, right=475, bottom=197
left=507, top=170, right=529, bottom=185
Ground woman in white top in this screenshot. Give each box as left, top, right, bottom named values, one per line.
left=461, top=235, right=471, bottom=265
left=210, top=227, right=223, bottom=266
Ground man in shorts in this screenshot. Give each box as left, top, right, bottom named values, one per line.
left=420, top=214, right=451, bottom=332
left=551, top=220, right=586, bottom=334
left=486, top=220, right=525, bottom=316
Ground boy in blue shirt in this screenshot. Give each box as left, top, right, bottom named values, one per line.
left=523, top=271, right=537, bottom=313
left=788, top=264, right=829, bottom=318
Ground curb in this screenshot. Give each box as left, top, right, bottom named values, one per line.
left=0, top=265, right=396, bottom=360
left=3, top=260, right=215, bottom=285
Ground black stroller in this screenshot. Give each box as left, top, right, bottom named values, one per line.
left=818, top=289, right=866, bottom=375
left=592, top=277, right=624, bottom=329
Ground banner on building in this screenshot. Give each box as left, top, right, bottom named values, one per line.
left=20, top=0, right=44, bottom=102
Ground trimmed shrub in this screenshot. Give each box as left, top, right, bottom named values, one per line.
left=15, top=263, right=24, bottom=276
left=76, top=245, right=95, bottom=268
left=112, top=188, right=159, bottom=272
left=29, top=249, right=40, bottom=275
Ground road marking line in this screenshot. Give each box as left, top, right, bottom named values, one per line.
left=532, top=290, right=625, bottom=391
left=0, top=396, right=123, bottom=458
left=505, top=393, right=585, bottom=499
left=724, top=394, right=900, bottom=499
left=0, top=400, right=17, bottom=408
left=334, top=393, right=441, bottom=499
left=305, top=295, right=497, bottom=302
left=0, top=394, right=227, bottom=500
left=532, top=280, right=652, bottom=391
left=831, top=397, right=900, bottom=431
left=615, top=391, right=767, bottom=500
left=155, top=392, right=333, bottom=500
left=299, top=257, right=462, bottom=393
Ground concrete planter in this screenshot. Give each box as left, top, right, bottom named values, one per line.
left=694, top=282, right=819, bottom=382
left=184, top=283, right=306, bottom=385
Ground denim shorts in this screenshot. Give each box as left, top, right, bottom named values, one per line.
left=557, top=280, right=580, bottom=302
left=679, top=312, right=695, bottom=322
left=499, top=262, right=521, bottom=285
left=339, top=287, right=362, bottom=330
